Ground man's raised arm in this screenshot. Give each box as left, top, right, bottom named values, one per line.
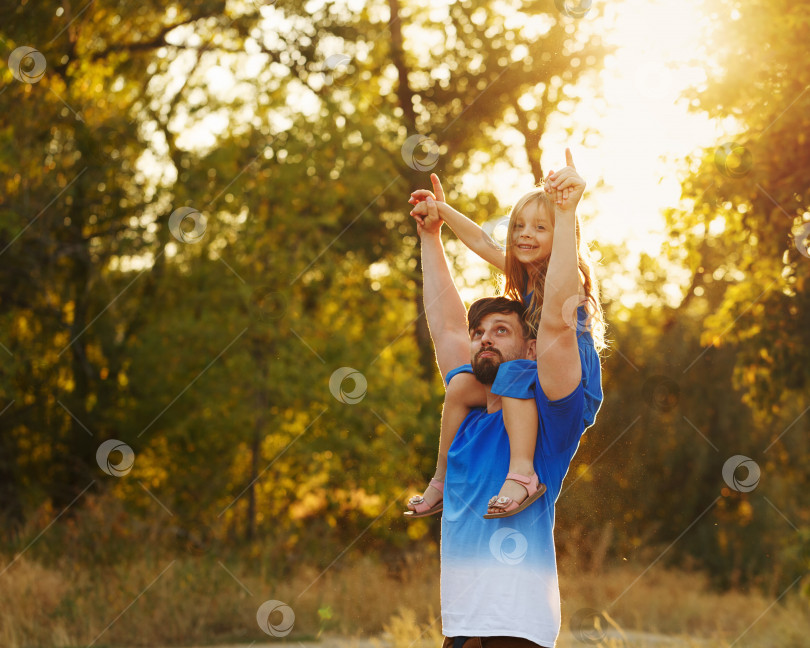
left=417, top=196, right=470, bottom=379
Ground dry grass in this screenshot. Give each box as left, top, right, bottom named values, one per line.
left=0, top=550, right=808, bottom=647
left=558, top=562, right=810, bottom=647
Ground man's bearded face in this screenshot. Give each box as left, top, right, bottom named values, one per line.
left=472, top=346, right=504, bottom=384
left=469, top=312, right=531, bottom=385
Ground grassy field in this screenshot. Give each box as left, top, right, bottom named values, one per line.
left=1, top=550, right=808, bottom=647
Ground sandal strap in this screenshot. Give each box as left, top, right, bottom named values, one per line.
left=409, top=497, right=438, bottom=514
left=504, top=472, right=539, bottom=496
left=429, top=478, right=444, bottom=493
left=406, top=478, right=444, bottom=513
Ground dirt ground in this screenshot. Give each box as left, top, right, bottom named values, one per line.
left=174, top=631, right=714, bottom=648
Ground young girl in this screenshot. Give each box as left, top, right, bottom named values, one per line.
left=404, top=149, right=605, bottom=518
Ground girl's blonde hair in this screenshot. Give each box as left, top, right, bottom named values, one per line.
left=501, top=188, right=606, bottom=351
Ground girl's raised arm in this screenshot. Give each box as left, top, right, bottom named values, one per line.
left=410, top=174, right=506, bottom=273
left=535, top=148, right=585, bottom=401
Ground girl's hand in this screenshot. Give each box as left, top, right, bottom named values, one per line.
left=410, top=173, right=446, bottom=231
left=545, top=148, right=585, bottom=214
left=409, top=173, right=447, bottom=206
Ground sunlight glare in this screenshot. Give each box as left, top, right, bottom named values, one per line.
left=456, top=0, right=734, bottom=307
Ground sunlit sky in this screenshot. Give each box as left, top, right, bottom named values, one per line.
left=147, top=0, right=736, bottom=306
left=451, top=0, right=734, bottom=304
left=469, top=0, right=722, bottom=252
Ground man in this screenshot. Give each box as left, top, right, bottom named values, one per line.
left=415, top=158, right=602, bottom=648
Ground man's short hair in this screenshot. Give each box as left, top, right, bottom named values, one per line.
left=467, top=297, right=533, bottom=340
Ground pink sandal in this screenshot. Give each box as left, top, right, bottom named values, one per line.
left=483, top=472, right=546, bottom=519
left=404, top=478, right=444, bottom=518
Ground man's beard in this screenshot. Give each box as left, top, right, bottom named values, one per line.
left=472, top=348, right=504, bottom=385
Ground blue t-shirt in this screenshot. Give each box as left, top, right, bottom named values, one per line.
left=439, top=318, right=602, bottom=647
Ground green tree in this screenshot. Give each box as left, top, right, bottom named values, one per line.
left=0, top=0, right=610, bottom=546
left=666, top=0, right=810, bottom=414
left=649, top=0, right=810, bottom=590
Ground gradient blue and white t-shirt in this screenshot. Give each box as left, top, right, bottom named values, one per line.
left=440, top=324, right=602, bottom=647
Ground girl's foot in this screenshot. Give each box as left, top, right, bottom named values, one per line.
left=404, top=477, right=444, bottom=518
left=483, top=471, right=546, bottom=518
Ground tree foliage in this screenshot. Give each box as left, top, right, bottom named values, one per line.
left=654, top=0, right=810, bottom=590
left=1, top=0, right=806, bottom=609
left=0, top=0, right=607, bottom=552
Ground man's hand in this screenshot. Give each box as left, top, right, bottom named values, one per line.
left=412, top=197, right=443, bottom=237
left=544, top=148, right=585, bottom=214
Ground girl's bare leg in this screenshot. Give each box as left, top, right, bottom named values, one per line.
left=408, top=373, right=486, bottom=510
left=487, top=396, right=539, bottom=513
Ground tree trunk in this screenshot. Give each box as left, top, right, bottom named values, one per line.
left=246, top=415, right=261, bottom=542
left=0, top=415, right=24, bottom=540
left=387, top=0, right=439, bottom=379
left=515, top=105, right=545, bottom=184
left=246, top=339, right=269, bottom=541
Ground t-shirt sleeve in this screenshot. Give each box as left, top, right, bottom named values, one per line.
left=444, top=363, right=473, bottom=388
left=491, top=359, right=536, bottom=399
left=580, top=335, right=603, bottom=429
left=535, top=331, right=603, bottom=455
left=535, top=381, right=586, bottom=455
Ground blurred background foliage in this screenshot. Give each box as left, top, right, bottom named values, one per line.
left=0, top=0, right=809, bottom=640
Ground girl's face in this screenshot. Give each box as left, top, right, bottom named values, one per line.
left=510, top=202, right=554, bottom=267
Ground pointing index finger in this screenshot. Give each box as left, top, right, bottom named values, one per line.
left=565, top=147, right=575, bottom=169
left=430, top=173, right=446, bottom=202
